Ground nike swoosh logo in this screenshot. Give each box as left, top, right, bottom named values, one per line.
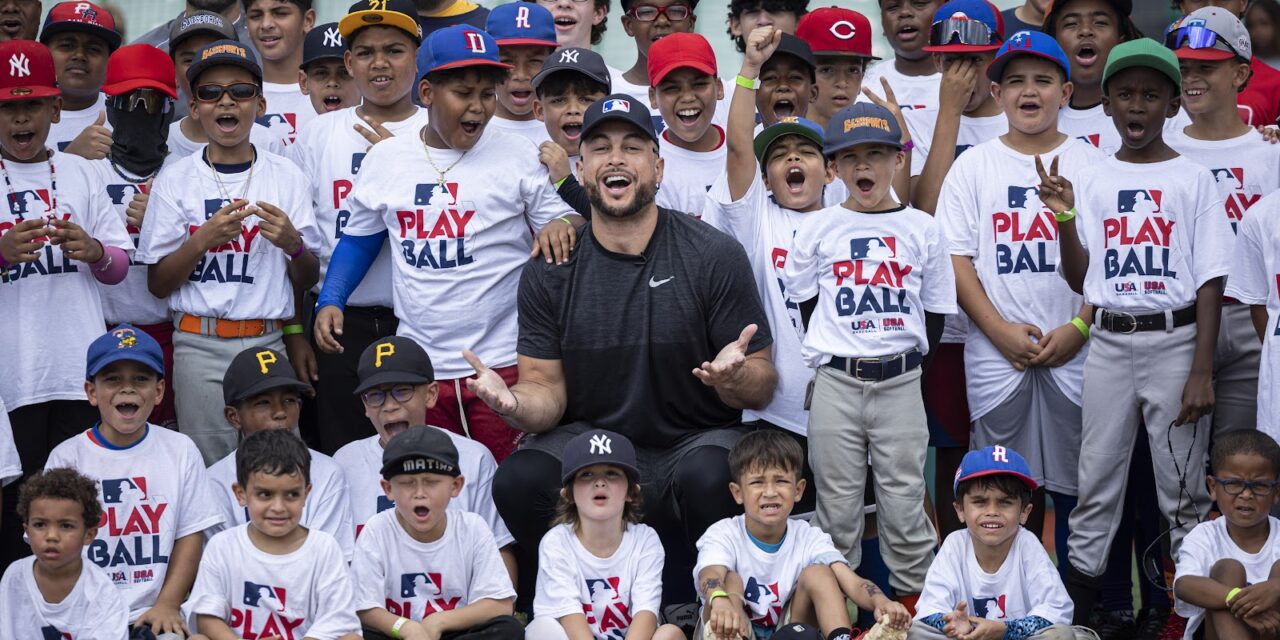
left=649, top=276, right=674, bottom=288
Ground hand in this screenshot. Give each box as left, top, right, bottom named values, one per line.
left=463, top=349, right=518, bottom=416
left=47, top=218, right=104, bottom=263
left=1035, top=154, right=1075, bottom=215
left=354, top=115, right=395, bottom=147
left=707, top=596, right=746, bottom=640
left=743, top=25, right=782, bottom=70
left=872, top=597, right=912, bottom=630
left=956, top=617, right=1004, bottom=640
left=420, top=613, right=445, bottom=640
left=62, top=111, right=112, bottom=160
left=193, top=199, right=253, bottom=251
left=988, top=320, right=1043, bottom=371
left=863, top=78, right=910, bottom=146
left=1257, top=125, right=1280, bottom=144
left=313, top=306, right=346, bottom=354
left=1176, top=370, right=1214, bottom=425
left=0, top=218, right=49, bottom=264
left=283, top=332, right=319, bottom=386
left=938, top=58, right=978, bottom=116
left=531, top=215, right=578, bottom=264
left=538, top=140, right=571, bottom=183
left=1232, top=580, right=1280, bottom=619
left=693, top=324, right=757, bottom=388
left=125, top=179, right=152, bottom=229
left=255, top=201, right=303, bottom=255
left=1242, top=608, right=1280, bottom=635
left=133, top=602, right=189, bottom=637
left=1026, top=321, right=1086, bottom=368
left=398, top=619, right=433, bottom=640
left=942, top=601, right=974, bottom=637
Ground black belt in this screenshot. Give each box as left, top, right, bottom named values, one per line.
left=824, top=349, right=923, bottom=381
left=1095, top=305, right=1196, bottom=334
left=344, top=304, right=396, bottom=316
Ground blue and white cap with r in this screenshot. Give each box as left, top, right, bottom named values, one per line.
left=954, top=445, right=1039, bottom=493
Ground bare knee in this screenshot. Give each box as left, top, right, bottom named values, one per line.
left=1211, top=559, right=1248, bottom=587
left=654, top=624, right=686, bottom=640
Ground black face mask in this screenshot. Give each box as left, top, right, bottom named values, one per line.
left=106, top=100, right=176, bottom=177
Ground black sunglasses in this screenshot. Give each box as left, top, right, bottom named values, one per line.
left=194, top=82, right=261, bottom=103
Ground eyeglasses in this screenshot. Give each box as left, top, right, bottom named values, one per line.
left=627, top=3, right=692, bottom=22
left=1165, top=25, right=1240, bottom=58
left=193, top=82, right=261, bottom=103
left=109, top=89, right=174, bottom=115
left=1211, top=476, right=1280, bottom=496
left=929, top=18, right=997, bottom=48
left=360, top=384, right=416, bottom=407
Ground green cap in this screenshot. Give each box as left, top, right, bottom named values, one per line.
left=1102, top=37, right=1181, bottom=96
left=753, top=116, right=826, bottom=164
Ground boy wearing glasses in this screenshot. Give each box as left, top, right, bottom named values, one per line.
left=613, top=0, right=698, bottom=124
left=136, top=39, right=321, bottom=465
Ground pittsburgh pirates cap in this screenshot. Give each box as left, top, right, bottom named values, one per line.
left=222, top=347, right=312, bottom=406
left=86, top=324, right=165, bottom=380
left=340, top=0, right=422, bottom=44
left=382, top=425, right=461, bottom=479
left=0, top=40, right=59, bottom=102
left=823, top=102, right=904, bottom=157
left=301, top=22, right=346, bottom=69
left=954, top=445, right=1038, bottom=493
left=355, top=336, right=435, bottom=395
left=167, top=10, right=237, bottom=57
left=560, top=429, right=639, bottom=484
left=40, top=1, right=121, bottom=51
left=532, top=46, right=611, bottom=90
left=186, top=39, right=263, bottom=86
left=580, top=93, right=659, bottom=145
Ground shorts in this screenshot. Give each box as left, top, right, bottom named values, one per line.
left=923, top=342, right=969, bottom=448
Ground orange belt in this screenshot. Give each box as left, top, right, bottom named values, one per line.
left=177, top=314, right=283, bottom=339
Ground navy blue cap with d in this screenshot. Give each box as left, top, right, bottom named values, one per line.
left=486, top=1, right=559, bottom=48
left=987, top=30, right=1071, bottom=82
left=301, top=22, right=345, bottom=69
left=823, top=102, right=903, bottom=158
left=86, top=324, right=165, bottom=380
left=417, top=25, right=511, bottom=84
left=581, top=93, right=659, bottom=145
left=953, top=445, right=1038, bottom=494
left=561, top=429, right=639, bottom=485
left=186, top=39, right=262, bottom=86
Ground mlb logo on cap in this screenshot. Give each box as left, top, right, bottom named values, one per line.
left=486, top=2, right=558, bottom=48
left=602, top=98, right=630, bottom=113
left=953, top=445, right=1038, bottom=493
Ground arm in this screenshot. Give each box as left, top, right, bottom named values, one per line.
left=422, top=597, right=515, bottom=637
left=465, top=352, right=567, bottom=434
left=698, top=567, right=748, bottom=640
left=133, top=532, right=203, bottom=635
left=1035, top=155, right=1085, bottom=293
left=500, top=545, right=517, bottom=590
left=1252, top=305, right=1269, bottom=342
left=727, top=27, right=781, bottom=201
left=1175, top=575, right=1240, bottom=611
left=195, top=615, right=240, bottom=640
left=693, top=328, right=778, bottom=411
left=831, top=562, right=909, bottom=630
left=624, top=611, right=660, bottom=640
left=1177, top=277, right=1223, bottom=425
left=312, top=231, right=385, bottom=353
left=556, top=175, right=593, bottom=218
left=556, top=613, right=599, bottom=640
left=910, top=60, right=975, bottom=214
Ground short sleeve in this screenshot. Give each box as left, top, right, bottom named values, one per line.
left=186, top=535, right=232, bottom=622
left=311, top=468, right=356, bottom=562
left=174, top=438, right=225, bottom=539
left=533, top=528, right=586, bottom=620
left=463, top=517, right=517, bottom=604
left=913, top=532, right=964, bottom=620
left=1021, top=538, right=1073, bottom=625
left=284, top=165, right=324, bottom=253
left=516, top=261, right=562, bottom=360
left=351, top=524, right=389, bottom=612
left=921, top=221, right=959, bottom=315
left=704, top=237, right=772, bottom=355
left=631, top=526, right=665, bottom=616
left=0, top=408, right=19, bottom=486
left=83, top=165, right=131, bottom=254
left=781, top=218, right=822, bottom=302
left=692, top=520, right=739, bottom=583
left=1226, top=205, right=1271, bottom=304
left=134, top=166, right=188, bottom=264
left=342, top=146, right=390, bottom=238
left=302, top=535, right=362, bottom=640
left=1174, top=522, right=1218, bottom=619
left=1189, top=169, right=1235, bottom=289
left=703, top=171, right=767, bottom=253
left=936, top=159, right=979, bottom=257
left=796, top=523, right=844, bottom=567
left=522, top=154, right=574, bottom=231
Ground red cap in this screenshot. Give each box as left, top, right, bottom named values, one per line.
left=0, top=41, right=60, bottom=102
left=39, top=1, right=121, bottom=51
left=647, top=32, right=717, bottom=87
left=102, top=44, right=177, bottom=100
left=796, top=7, right=878, bottom=58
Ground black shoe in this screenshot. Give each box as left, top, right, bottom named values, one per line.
left=1094, top=610, right=1136, bottom=640
left=1137, top=608, right=1172, bottom=640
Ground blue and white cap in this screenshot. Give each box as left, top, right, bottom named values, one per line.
left=954, top=445, right=1038, bottom=493
left=987, top=29, right=1071, bottom=82
left=86, top=324, right=164, bottom=380
left=486, top=2, right=559, bottom=48
left=416, top=25, right=511, bottom=83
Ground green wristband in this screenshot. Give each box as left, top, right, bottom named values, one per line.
left=282, top=324, right=305, bottom=336
left=1070, top=317, right=1089, bottom=340
left=1054, top=207, right=1077, bottom=223
left=1227, top=587, right=1243, bottom=605
left=735, top=74, right=760, bottom=90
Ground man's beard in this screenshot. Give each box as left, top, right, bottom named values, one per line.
left=189, top=0, right=238, bottom=13
left=584, top=174, right=658, bottom=220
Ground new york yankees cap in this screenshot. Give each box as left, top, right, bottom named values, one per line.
left=561, top=428, right=639, bottom=484
left=86, top=324, right=165, bottom=380
left=0, top=40, right=60, bottom=102
left=987, top=30, right=1071, bottom=82
left=340, top=0, right=422, bottom=44
left=486, top=1, right=559, bottom=48
left=532, top=46, right=611, bottom=90
left=186, top=39, right=263, bottom=87
left=822, top=102, right=903, bottom=157
left=382, top=425, right=461, bottom=479
left=102, top=44, right=177, bottom=99
left=40, top=1, right=121, bottom=51
left=355, top=336, right=435, bottom=395
left=580, top=93, right=659, bottom=145
left=167, top=10, right=237, bottom=57
left=954, top=445, right=1038, bottom=493
left=222, top=347, right=312, bottom=406
left=796, top=7, right=877, bottom=59
left=417, top=25, right=511, bottom=82
left=301, top=22, right=345, bottom=69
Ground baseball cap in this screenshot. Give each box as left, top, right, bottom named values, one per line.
left=560, top=429, right=639, bottom=484
left=167, top=10, right=236, bottom=57
left=647, top=32, right=717, bottom=87
left=754, top=116, right=825, bottom=164
left=795, top=7, right=878, bottom=59
left=382, top=425, right=460, bottom=479
left=301, top=22, right=345, bottom=69
left=767, top=33, right=817, bottom=75
left=339, top=0, right=422, bottom=44
left=102, top=44, right=177, bottom=99
left=0, top=41, right=60, bottom=102
left=1044, top=0, right=1137, bottom=38
left=823, top=102, right=903, bottom=157
left=221, top=347, right=313, bottom=406
left=987, top=30, right=1071, bottom=82
left=486, top=2, right=558, bottom=48
left=953, top=445, right=1038, bottom=494
left=40, top=1, right=121, bottom=51
left=771, top=624, right=823, bottom=640
left=417, top=25, right=511, bottom=82
left=186, top=39, right=262, bottom=87
left=86, top=324, right=165, bottom=380
left=1102, top=37, right=1181, bottom=95
left=533, top=46, right=611, bottom=90
left=580, top=93, right=659, bottom=145
left=1168, top=7, right=1252, bottom=62
left=924, top=0, right=1004, bottom=53
left=354, top=336, right=435, bottom=395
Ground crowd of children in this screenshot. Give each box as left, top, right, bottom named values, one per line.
left=4, top=0, right=1280, bottom=638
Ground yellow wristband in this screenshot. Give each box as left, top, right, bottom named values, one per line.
left=1227, top=587, right=1243, bottom=605
left=554, top=176, right=567, bottom=189
left=710, top=589, right=730, bottom=602
left=282, top=323, right=305, bottom=336
left=557, top=215, right=574, bottom=226
left=1054, top=207, right=1077, bottom=223
left=735, top=74, right=760, bottom=90
left=1070, top=317, right=1089, bottom=340
left=391, top=616, right=409, bottom=639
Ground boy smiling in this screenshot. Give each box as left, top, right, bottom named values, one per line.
left=647, top=32, right=726, bottom=216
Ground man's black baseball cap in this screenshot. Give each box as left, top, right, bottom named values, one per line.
left=355, top=336, right=435, bottom=395
left=222, top=347, right=312, bottom=406
left=532, top=46, right=612, bottom=90
left=382, top=425, right=461, bottom=479
left=301, top=22, right=345, bottom=69
left=561, top=429, right=639, bottom=485
left=580, top=93, right=659, bottom=145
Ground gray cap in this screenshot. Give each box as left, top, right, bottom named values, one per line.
left=1170, top=7, right=1252, bottom=61
left=822, top=102, right=903, bottom=158
left=167, top=10, right=236, bottom=56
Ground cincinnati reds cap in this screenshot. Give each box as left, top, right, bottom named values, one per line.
left=167, top=10, right=236, bottom=57
left=222, top=347, right=312, bottom=405
left=954, top=445, right=1038, bottom=493
left=86, top=324, right=165, bottom=379
left=647, top=32, right=717, bottom=86
left=340, top=0, right=422, bottom=44
left=561, top=429, right=639, bottom=484
left=486, top=1, right=559, bottom=48
left=301, top=22, right=346, bottom=69
left=924, top=0, right=1005, bottom=53
left=0, top=40, right=60, bottom=102
left=355, top=336, right=435, bottom=395
left=1168, top=7, right=1252, bottom=62
left=382, top=425, right=461, bottom=479
left=533, top=46, right=611, bottom=90
left=102, top=44, right=177, bottom=99
left=186, top=39, right=262, bottom=86
left=987, top=30, right=1072, bottom=82
left=40, top=1, right=121, bottom=51
left=823, top=102, right=903, bottom=157
left=581, top=93, right=659, bottom=144
left=417, top=25, right=511, bottom=83
left=796, top=7, right=877, bottom=59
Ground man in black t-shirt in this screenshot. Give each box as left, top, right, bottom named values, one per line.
left=465, top=93, right=778, bottom=607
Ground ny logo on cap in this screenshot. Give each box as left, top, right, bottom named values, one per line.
left=323, top=27, right=342, bottom=47
left=464, top=30, right=487, bottom=53
left=559, top=49, right=579, bottom=64
left=112, top=327, right=137, bottom=349
left=256, top=350, right=277, bottom=375
left=515, top=5, right=531, bottom=29
left=375, top=342, right=395, bottom=367
left=992, top=445, right=1009, bottom=463
left=829, top=20, right=857, bottom=40
left=9, top=53, right=29, bottom=78
left=589, top=433, right=612, bottom=455
left=602, top=98, right=630, bottom=113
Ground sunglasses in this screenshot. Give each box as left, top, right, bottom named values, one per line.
left=1211, top=476, right=1280, bottom=497
left=193, top=82, right=261, bottom=103
left=1165, top=25, right=1241, bottom=58
left=360, top=384, right=416, bottom=407
left=109, top=88, right=173, bottom=115
left=929, top=18, right=998, bottom=48
left=627, top=3, right=691, bottom=22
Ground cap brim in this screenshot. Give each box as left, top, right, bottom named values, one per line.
left=338, top=10, right=421, bottom=42
left=41, top=23, right=122, bottom=50
left=953, top=469, right=1039, bottom=493
left=102, top=77, right=178, bottom=99
left=86, top=353, right=165, bottom=380
left=428, top=59, right=513, bottom=74
left=352, top=371, right=434, bottom=395
left=581, top=112, right=659, bottom=144
left=495, top=37, right=559, bottom=48
left=754, top=123, right=824, bottom=163
left=651, top=61, right=717, bottom=86
left=1174, top=47, right=1237, bottom=61
left=227, top=377, right=313, bottom=405
left=987, top=50, right=1070, bottom=82
left=923, top=43, right=1001, bottom=53
left=561, top=460, right=639, bottom=485
left=823, top=137, right=904, bottom=158
left=0, top=86, right=61, bottom=102
left=809, top=49, right=881, bottom=60
left=300, top=53, right=345, bottom=70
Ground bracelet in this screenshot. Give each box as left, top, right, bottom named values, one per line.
left=901, top=139, right=914, bottom=152
left=390, top=616, right=408, bottom=639
left=557, top=215, right=574, bottom=226
left=554, top=176, right=568, bottom=189
left=1054, top=207, right=1077, bottom=223
left=282, top=323, right=305, bottom=336
left=1227, top=587, right=1243, bottom=605
left=710, top=589, right=730, bottom=602
left=735, top=74, right=760, bottom=90
left=287, top=240, right=306, bottom=260
left=1070, top=317, right=1090, bottom=340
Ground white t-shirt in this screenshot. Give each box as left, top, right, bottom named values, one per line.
left=1225, top=190, right=1280, bottom=435
left=609, top=67, right=658, bottom=118
left=0, top=400, right=21, bottom=486
left=48, top=94, right=111, bottom=153
left=259, top=81, right=316, bottom=147
left=288, top=107, right=429, bottom=307
left=488, top=115, right=552, bottom=146
left=205, top=445, right=355, bottom=561
left=656, top=130, right=726, bottom=218
left=1174, top=516, right=1280, bottom=639
left=534, top=522, right=664, bottom=640
left=46, top=424, right=225, bottom=620
left=136, top=149, right=322, bottom=320
left=782, top=204, right=958, bottom=366
left=333, top=432, right=512, bottom=546
left=862, top=62, right=941, bottom=113
left=90, top=158, right=175, bottom=326
left=1073, top=155, right=1234, bottom=311
left=187, top=525, right=360, bottom=639
left=1166, top=128, right=1280, bottom=235
left=694, top=516, right=845, bottom=631
left=915, top=528, right=1073, bottom=624
left=0, top=556, right=129, bottom=640
left=165, top=119, right=287, bottom=160
left=703, top=172, right=809, bottom=433
left=351, top=509, right=516, bottom=620
left=1057, top=103, right=1192, bottom=157
left=937, top=137, right=1096, bottom=419
left=0, top=153, right=131, bottom=411
left=342, top=127, right=569, bottom=378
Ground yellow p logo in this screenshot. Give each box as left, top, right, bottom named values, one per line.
left=255, top=350, right=276, bottom=375
left=375, top=343, right=395, bottom=368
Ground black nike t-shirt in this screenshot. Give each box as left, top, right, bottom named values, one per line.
left=518, top=208, right=773, bottom=448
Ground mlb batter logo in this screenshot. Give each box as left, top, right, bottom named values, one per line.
left=7, top=188, right=51, bottom=216
left=107, top=183, right=145, bottom=206
left=401, top=572, right=444, bottom=598
left=1210, top=167, right=1261, bottom=232
left=257, top=112, right=298, bottom=144
left=387, top=571, right=462, bottom=618
left=204, top=198, right=234, bottom=219
left=849, top=236, right=897, bottom=261
left=1007, top=185, right=1042, bottom=211
left=243, top=582, right=288, bottom=612
left=973, top=595, right=1007, bottom=619
left=414, top=182, right=459, bottom=208
left=1075, top=133, right=1101, bottom=148
left=1117, top=189, right=1162, bottom=216
left=231, top=581, right=305, bottom=640
left=40, top=627, right=71, bottom=640
left=101, top=477, right=147, bottom=505
left=584, top=577, right=633, bottom=639
left=351, top=152, right=366, bottom=175
left=602, top=98, right=630, bottom=113
left=743, top=577, right=783, bottom=627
